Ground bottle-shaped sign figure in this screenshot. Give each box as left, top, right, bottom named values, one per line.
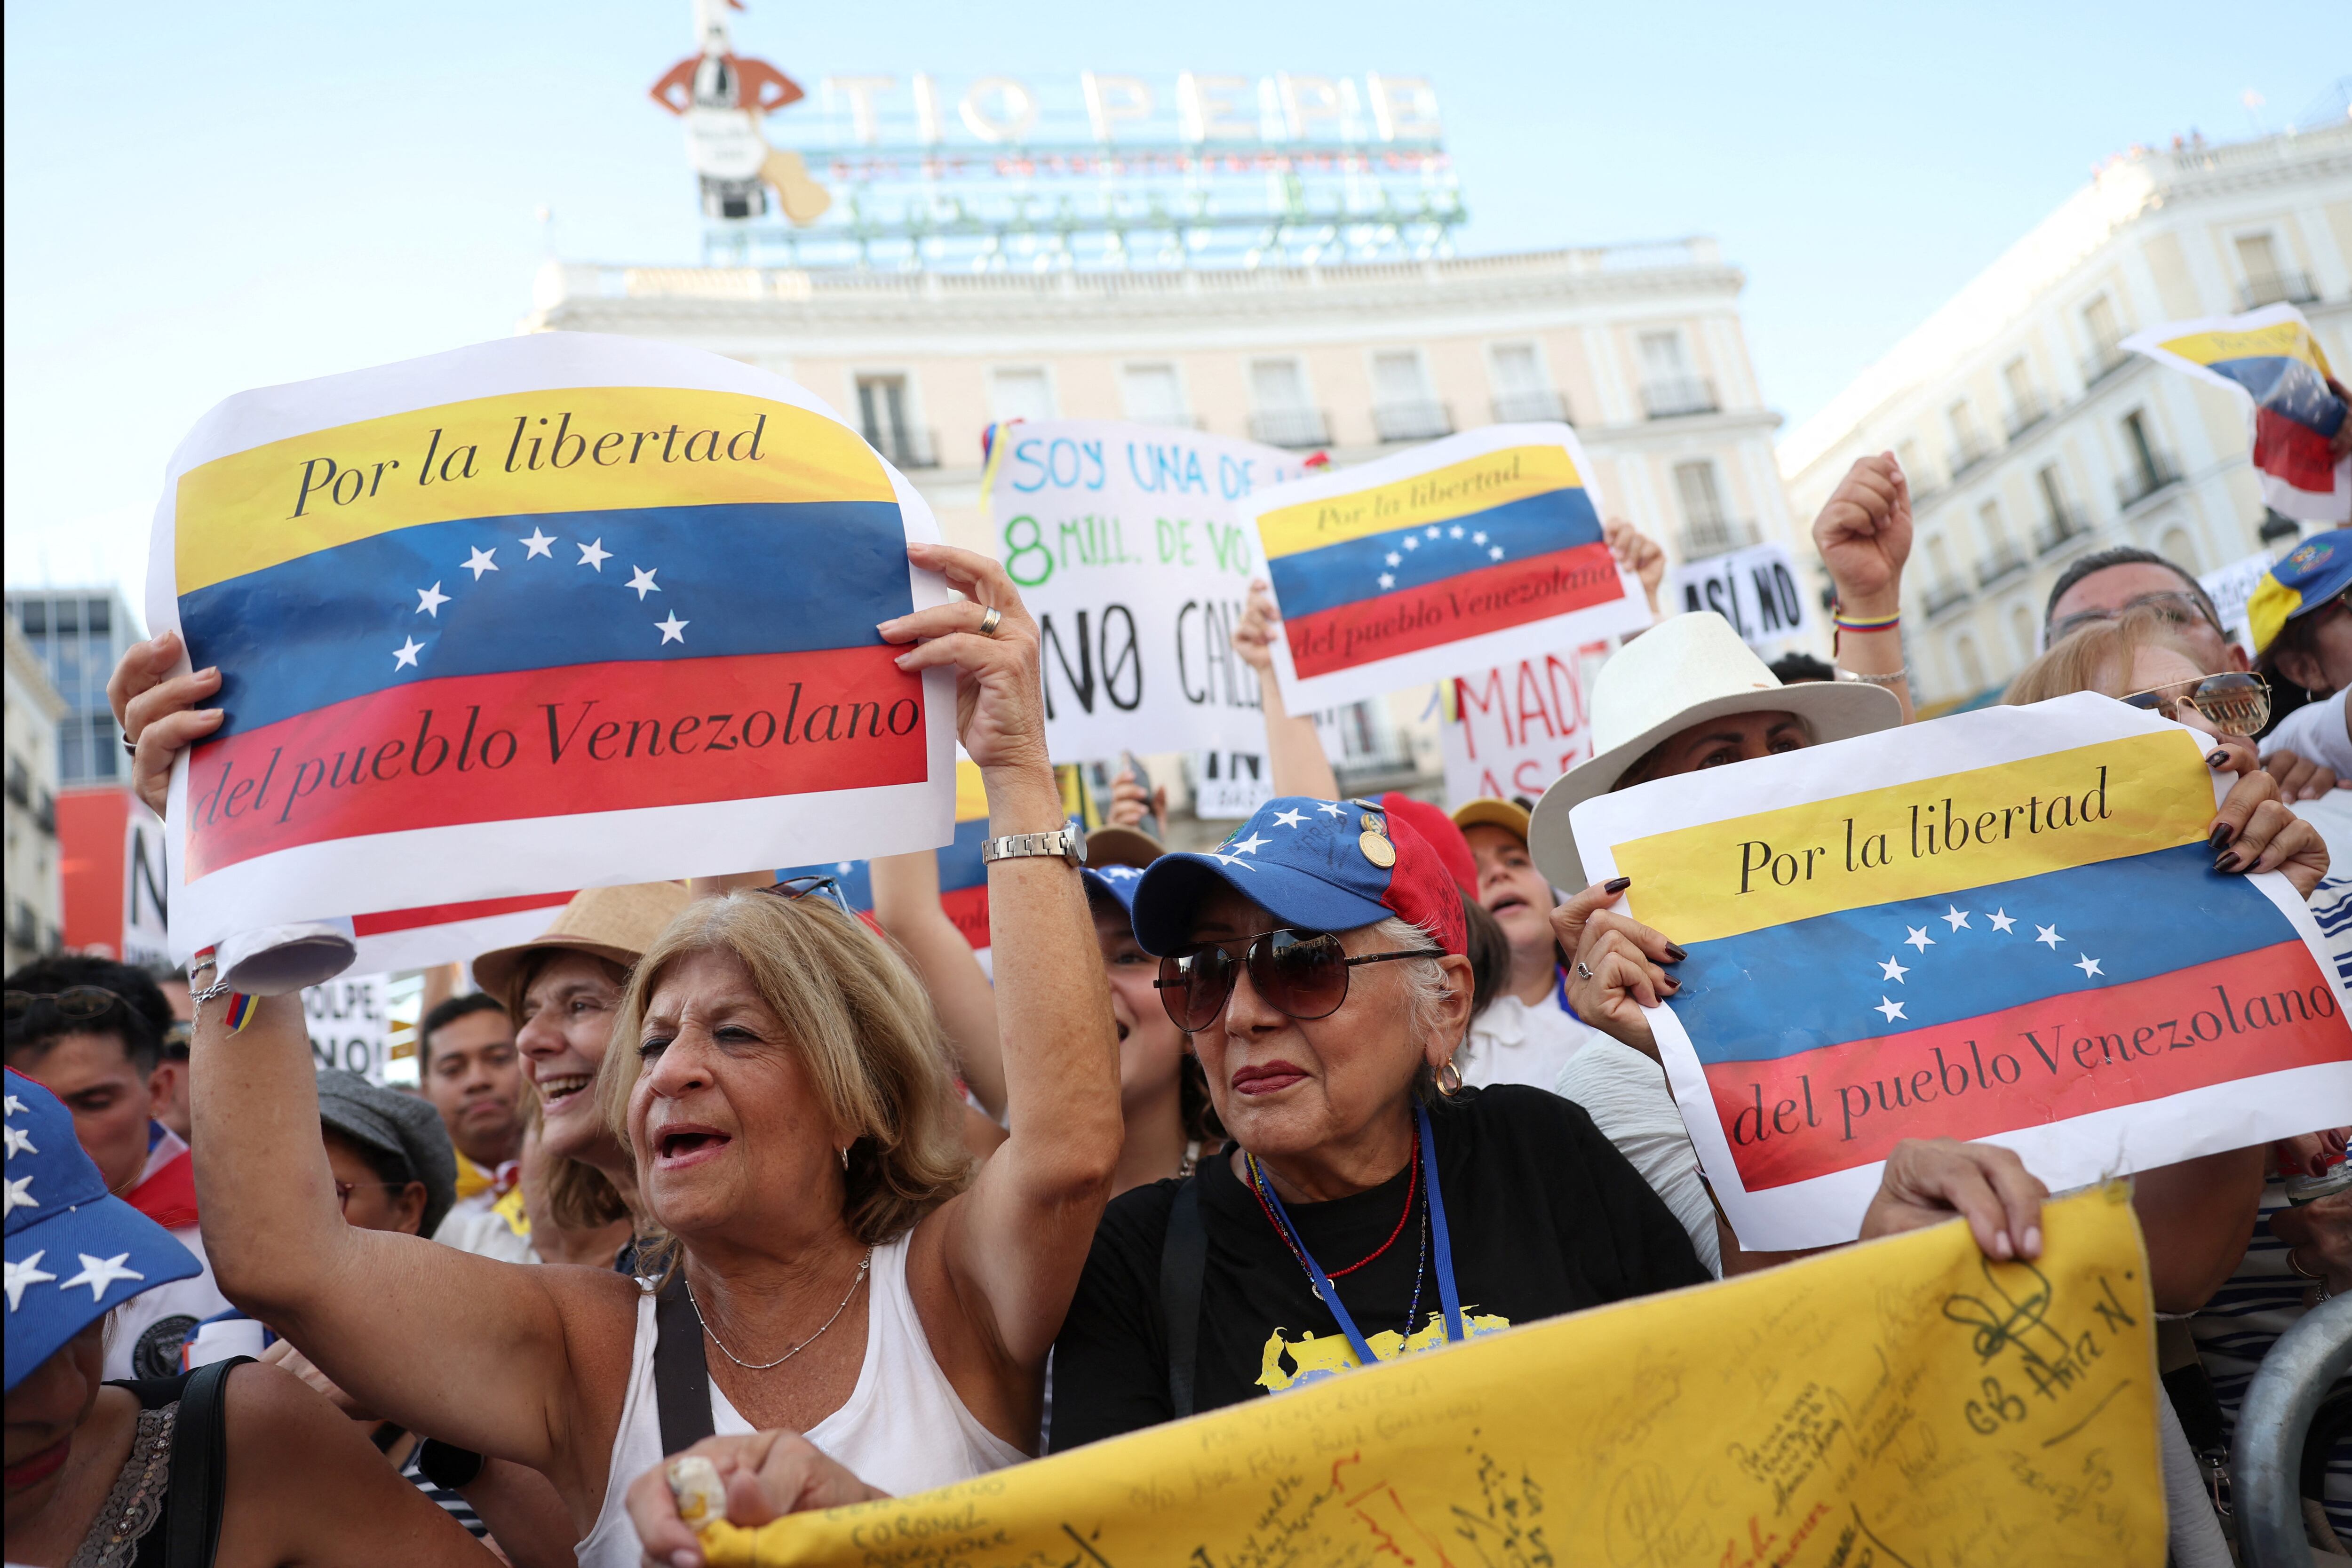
left=648, top=0, right=830, bottom=225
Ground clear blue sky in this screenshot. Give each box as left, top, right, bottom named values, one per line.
left=7, top=0, right=2347, bottom=618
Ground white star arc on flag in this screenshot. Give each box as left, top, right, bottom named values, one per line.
left=627, top=566, right=660, bottom=600
left=655, top=613, right=689, bottom=645
left=463, top=547, right=498, bottom=581
left=2036, top=925, right=2063, bottom=948
left=2074, top=955, right=2104, bottom=979
left=392, top=638, right=424, bottom=670
left=415, top=582, right=449, bottom=617
left=1987, top=909, right=2016, bottom=933
left=1875, top=997, right=1907, bottom=1023
left=519, top=528, right=556, bottom=559
left=1942, top=907, right=1971, bottom=931
left=1879, top=956, right=1908, bottom=983
left=1903, top=926, right=1934, bottom=952
left=577, top=539, right=612, bottom=571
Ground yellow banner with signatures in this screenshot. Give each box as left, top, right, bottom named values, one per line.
left=700, top=1186, right=2161, bottom=1567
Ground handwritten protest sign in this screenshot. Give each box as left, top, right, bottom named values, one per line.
left=303, top=973, right=391, bottom=1082
left=1670, top=540, right=1819, bottom=651
left=2125, top=303, right=2351, bottom=522
left=1440, top=642, right=1611, bottom=807
left=983, top=420, right=1312, bottom=761
left=1572, top=692, right=2352, bottom=1250
left=144, top=334, right=957, bottom=958
left=701, top=1185, right=2161, bottom=1567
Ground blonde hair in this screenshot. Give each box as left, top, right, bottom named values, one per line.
left=523, top=1087, right=631, bottom=1233
left=594, top=891, right=973, bottom=1249
left=2003, top=604, right=2204, bottom=707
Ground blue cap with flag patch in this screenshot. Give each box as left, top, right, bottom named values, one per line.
left=2248, top=529, right=2352, bottom=656
left=1081, top=863, right=1146, bottom=920
left=1129, top=796, right=1468, bottom=958
left=5, top=1069, right=199, bottom=1392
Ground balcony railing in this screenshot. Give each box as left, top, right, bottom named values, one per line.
left=1249, top=408, right=1333, bottom=449
left=1677, top=517, right=1759, bottom=561
left=2114, top=450, right=2184, bottom=511
left=1945, top=433, right=1996, bottom=481
left=2080, top=340, right=2132, bottom=389
left=1491, top=389, right=1570, bottom=425
left=2239, top=270, right=2320, bottom=310
left=1974, top=542, right=2029, bottom=589
left=2003, top=393, right=2050, bottom=441
left=1922, top=578, right=1973, bottom=617
left=1372, top=400, right=1454, bottom=443
left=1640, top=375, right=1720, bottom=419
left=2031, top=503, right=2095, bottom=557
left=34, top=792, right=56, bottom=836
left=864, top=426, right=939, bottom=470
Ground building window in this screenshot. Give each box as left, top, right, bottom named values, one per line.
left=988, top=367, right=1056, bottom=425
left=2081, top=294, right=2128, bottom=384
left=1895, top=438, right=1933, bottom=493
left=2002, top=357, right=2045, bottom=438
left=1488, top=342, right=1565, bottom=424
left=1638, top=330, right=1716, bottom=418
left=1247, top=358, right=1328, bottom=448
left=2233, top=232, right=2312, bottom=308
left=2160, top=525, right=2200, bottom=573
left=1120, top=363, right=1188, bottom=426
left=2116, top=410, right=2178, bottom=508
left=854, top=374, right=935, bottom=469
left=1953, top=633, right=1988, bottom=694
left=2010, top=604, right=2039, bottom=666
left=1947, top=399, right=1990, bottom=473
left=1974, top=501, right=2021, bottom=588
left=1673, top=460, right=1748, bottom=558
left=1370, top=350, right=1450, bottom=441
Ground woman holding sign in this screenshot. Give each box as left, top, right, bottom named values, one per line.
left=120, top=545, right=1124, bottom=1565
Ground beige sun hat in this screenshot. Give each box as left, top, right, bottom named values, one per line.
left=1085, top=825, right=1165, bottom=871
left=1526, top=613, right=1901, bottom=891
left=470, top=882, right=693, bottom=1012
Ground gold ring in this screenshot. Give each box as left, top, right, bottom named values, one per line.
left=978, top=605, right=1003, bottom=638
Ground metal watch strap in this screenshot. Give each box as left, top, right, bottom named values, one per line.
left=981, top=828, right=1081, bottom=866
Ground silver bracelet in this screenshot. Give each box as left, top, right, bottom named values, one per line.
left=1835, top=667, right=1908, bottom=688
left=190, top=977, right=236, bottom=1006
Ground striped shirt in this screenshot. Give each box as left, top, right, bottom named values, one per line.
left=397, top=1440, right=490, bottom=1541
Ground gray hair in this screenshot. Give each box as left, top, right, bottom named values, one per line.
left=1367, top=916, right=1462, bottom=1083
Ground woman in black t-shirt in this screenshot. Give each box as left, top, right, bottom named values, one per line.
left=1049, top=793, right=2053, bottom=1451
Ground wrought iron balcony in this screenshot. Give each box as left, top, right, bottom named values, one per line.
left=1921, top=578, right=1973, bottom=618
left=1372, top=400, right=1454, bottom=444
left=2239, top=270, right=2319, bottom=310
left=2080, top=340, right=2132, bottom=389
left=1677, top=517, right=1758, bottom=561
left=864, top=426, right=939, bottom=470
left=2031, top=504, right=2094, bottom=557
left=2114, top=450, right=2184, bottom=511
left=1640, top=375, right=1719, bottom=419
left=2003, top=393, right=2049, bottom=441
left=1974, top=543, right=2029, bottom=589
left=1249, top=409, right=1333, bottom=449
left=1945, top=433, right=1996, bottom=481
left=1491, top=389, right=1570, bottom=425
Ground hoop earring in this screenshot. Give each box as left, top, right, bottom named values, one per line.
left=1437, top=1057, right=1464, bottom=1097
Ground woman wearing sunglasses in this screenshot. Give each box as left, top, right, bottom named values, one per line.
left=120, top=545, right=1123, bottom=1564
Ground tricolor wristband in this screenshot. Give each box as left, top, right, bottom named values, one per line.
left=1833, top=609, right=1900, bottom=635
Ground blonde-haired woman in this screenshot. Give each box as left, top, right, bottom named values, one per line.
left=124, top=544, right=1121, bottom=1566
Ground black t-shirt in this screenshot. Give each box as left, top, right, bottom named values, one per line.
left=1049, top=1084, right=1707, bottom=1451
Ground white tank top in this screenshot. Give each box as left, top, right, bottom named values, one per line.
left=574, top=1234, right=1027, bottom=1568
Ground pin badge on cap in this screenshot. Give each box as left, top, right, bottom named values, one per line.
left=1359, top=812, right=1396, bottom=868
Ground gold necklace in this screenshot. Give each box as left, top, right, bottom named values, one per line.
left=686, top=1246, right=873, bottom=1372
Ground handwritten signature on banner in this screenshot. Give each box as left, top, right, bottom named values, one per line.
left=698, top=1186, right=2161, bottom=1568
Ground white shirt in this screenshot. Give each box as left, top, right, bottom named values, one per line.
left=2267, top=687, right=2352, bottom=780
left=105, top=1225, right=231, bottom=1380
left=1555, top=1038, right=1722, bottom=1277
left=1457, top=994, right=1597, bottom=1091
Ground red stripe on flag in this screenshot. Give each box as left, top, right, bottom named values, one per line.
left=1281, top=541, right=1621, bottom=678
left=1702, top=939, right=2347, bottom=1191
left=351, top=891, right=578, bottom=938
left=184, top=647, right=926, bottom=879
left=2255, top=406, right=2341, bottom=493
left=941, top=883, right=991, bottom=953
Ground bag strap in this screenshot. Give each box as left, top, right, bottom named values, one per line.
left=165, top=1355, right=249, bottom=1568
left=653, top=1274, right=716, bottom=1455
left=1159, top=1177, right=1207, bottom=1420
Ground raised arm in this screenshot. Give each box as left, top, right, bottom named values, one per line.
left=869, top=848, right=1007, bottom=1117
left=1233, top=579, right=1341, bottom=799
left=884, top=543, right=1122, bottom=1376
left=1813, top=454, right=1915, bottom=724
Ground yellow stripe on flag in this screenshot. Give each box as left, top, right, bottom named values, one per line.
left=2158, top=322, right=2335, bottom=376
left=954, top=758, right=990, bottom=823
left=1255, top=444, right=1581, bottom=560
left=1613, top=731, right=2211, bottom=944
left=175, top=388, right=893, bottom=593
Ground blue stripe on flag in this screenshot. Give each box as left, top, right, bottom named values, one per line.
left=1265, top=488, right=1601, bottom=621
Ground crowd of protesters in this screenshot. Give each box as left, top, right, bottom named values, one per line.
left=5, top=457, right=2348, bottom=1568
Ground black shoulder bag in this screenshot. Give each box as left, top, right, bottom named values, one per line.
left=653, top=1272, right=717, bottom=1455
left=1158, top=1178, right=1208, bottom=1419
left=163, top=1354, right=249, bottom=1568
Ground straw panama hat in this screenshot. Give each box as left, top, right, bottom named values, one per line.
left=471, top=881, right=693, bottom=1007
left=1526, top=613, right=1902, bottom=891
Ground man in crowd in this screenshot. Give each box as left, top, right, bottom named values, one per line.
left=2044, top=543, right=2339, bottom=796
left=415, top=992, right=526, bottom=1226
left=2, top=955, right=229, bottom=1377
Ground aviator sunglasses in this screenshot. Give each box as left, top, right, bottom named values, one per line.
left=2118, top=671, right=2270, bottom=737
left=3, top=986, right=126, bottom=1023
left=753, top=874, right=851, bottom=913
left=1154, top=929, right=1444, bottom=1034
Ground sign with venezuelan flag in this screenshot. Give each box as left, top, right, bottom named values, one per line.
left=1571, top=693, right=2352, bottom=1250
left=146, top=334, right=957, bottom=959
left=2124, top=303, right=2350, bottom=523
left=1245, top=424, right=1650, bottom=708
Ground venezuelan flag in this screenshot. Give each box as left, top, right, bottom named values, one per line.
left=171, top=386, right=926, bottom=881
left=2157, top=322, right=2344, bottom=493
left=1257, top=440, right=1621, bottom=680
left=1612, top=728, right=2352, bottom=1194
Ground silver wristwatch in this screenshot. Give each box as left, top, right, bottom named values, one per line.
left=980, top=823, right=1087, bottom=867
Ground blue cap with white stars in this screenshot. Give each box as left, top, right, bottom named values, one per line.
left=5, top=1069, right=198, bottom=1392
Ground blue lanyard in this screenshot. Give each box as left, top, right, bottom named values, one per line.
left=1252, top=1100, right=1462, bottom=1370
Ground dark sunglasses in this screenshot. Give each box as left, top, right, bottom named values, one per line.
left=754, top=875, right=850, bottom=913
left=1154, top=928, right=1444, bottom=1034
left=3, top=986, right=125, bottom=1023
left=2119, top=671, right=2269, bottom=737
